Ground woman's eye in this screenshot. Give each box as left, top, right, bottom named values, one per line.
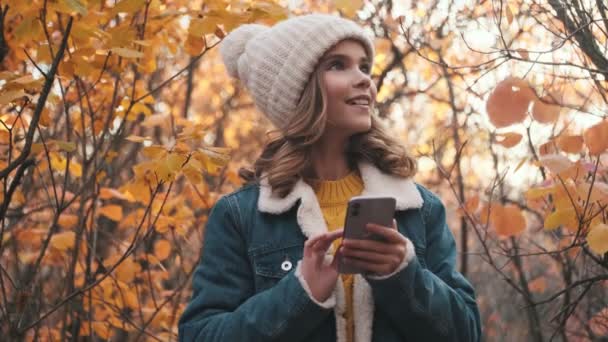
left=329, top=61, right=344, bottom=70
left=360, top=64, right=371, bottom=73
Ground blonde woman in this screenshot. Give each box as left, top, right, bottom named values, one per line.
left=179, top=14, right=481, bottom=342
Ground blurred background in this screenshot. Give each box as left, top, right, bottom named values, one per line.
left=0, top=0, right=607, bottom=340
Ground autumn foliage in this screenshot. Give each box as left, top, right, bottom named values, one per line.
left=0, top=0, right=607, bottom=341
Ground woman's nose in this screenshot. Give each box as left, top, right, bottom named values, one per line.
left=353, top=70, right=371, bottom=89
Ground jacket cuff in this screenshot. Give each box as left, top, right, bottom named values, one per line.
left=294, top=260, right=336, bottom=309
left=365, top=237, right=416, bottom=280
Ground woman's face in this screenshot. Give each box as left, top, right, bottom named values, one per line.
left=318, top=39, right=377, bottom=136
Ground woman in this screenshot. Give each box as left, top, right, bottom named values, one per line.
left=179, top=13, right=481, bottom=342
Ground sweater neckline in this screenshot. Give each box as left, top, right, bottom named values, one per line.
left=305, top=170, right=364, bottom=205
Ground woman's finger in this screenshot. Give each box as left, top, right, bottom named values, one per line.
left=311, top=230, right=343, bottom=253
left=342, top=247, right=395, bottom=264
left=342, top=238, right=393, bottom=253
left=342, top=256, right=392, bottom=275
left=365, top=222, right=404, bottom=244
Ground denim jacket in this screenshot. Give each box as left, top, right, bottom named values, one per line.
left=179, top=162, right=481, bottom=341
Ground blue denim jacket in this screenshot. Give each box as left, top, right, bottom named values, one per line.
left=179, top=163, right=481, bottom=341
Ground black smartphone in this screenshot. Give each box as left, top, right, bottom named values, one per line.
left=337, top=196, right=396, bottom=274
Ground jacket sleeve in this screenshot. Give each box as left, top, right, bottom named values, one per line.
left=178, top=196, right=334, bottom=341
left=364, top=189, right=482, bottom=341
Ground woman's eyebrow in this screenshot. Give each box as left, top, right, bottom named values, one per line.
left=321, top=53, right=370, bottom=63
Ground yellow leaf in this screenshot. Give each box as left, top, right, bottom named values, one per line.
left=52, top=140, right=77, bottom=152
left=142, top=114, right=170, bottom=128
left=53, top=0, right=88, bottom=15
left=587, top=223, right=608, bottom=255
left=0, top=90, right=28, bottom=105
left=154, top=239, right=171, bottom=261
left=505, top=5, right=514, bottom=24
left=513, top=157, right=528, bottom=173
left=111, top=47, right=144, bottom=59
left=110, top=0, right=146, bottom=16
left=495, top=132, right=522, bottom=148
left=99, top=205, right=123, bottom=221
left=486, top=77, right=535, bottom=128
left=183, top=164, right=203, bottom=184
left=525, top=186, right=554, bottom=201
left=189, top=17, right=220, bottom=37
left=583, top=120, right=608, bottom=155
left=50, top=231, right=76, bottom=251
left=142, top=145, right=167, bottom=159
left=50, top=152, right=67, bottom=172
left=544, top=208, right=578, bottom=231
left=131, top=102, right=152, bottom=116
left=166, top=153, right=187, bottom=173
left=154, top=159, right=173, bottom=182
left=125, top=135, right=151, bottom=143
left=336, top=0, right=363, bottom=18
left=69, top=160, right=83, bottom=178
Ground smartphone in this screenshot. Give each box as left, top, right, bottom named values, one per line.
left=337, top=196, right=396, bottom=274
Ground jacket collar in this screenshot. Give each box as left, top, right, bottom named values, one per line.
left=257, top=161, right=423, bottom=342
left=258, top=161, right=424, bottom=216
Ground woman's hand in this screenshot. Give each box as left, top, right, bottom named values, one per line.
left=301, top=230, right=344, bottom=303
left=341, top=219, right=408, bottom=276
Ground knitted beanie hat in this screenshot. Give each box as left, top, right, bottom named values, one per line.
left=219, top=14, right=375, bottom=130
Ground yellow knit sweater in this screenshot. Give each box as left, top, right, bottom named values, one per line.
left=307, top=171, right=364, bottom=342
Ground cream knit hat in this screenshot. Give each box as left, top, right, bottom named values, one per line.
left=219, top=14, right=375, bottom=130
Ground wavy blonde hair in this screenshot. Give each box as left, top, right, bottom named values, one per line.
left=239, top=64, right=417, bottom=198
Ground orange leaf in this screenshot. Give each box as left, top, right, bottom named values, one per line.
left=556, top=135, right=583, bottom=154
left=587, top=223, right=608, bottom=255
left=58, top=214, right=79, bottom=229
left=539, top=154, right=574, bottom=174
left=114, top=258, right=140, bottom=283
left=531, top=95, right=560, bottom=124
left=528, top=277, right=547, bottom=293
left=525, top=186, right=554, bottom=201
left=336, top=0, right=364, bottom=18
left=154, top=239, right=172, bottom=261
left=495, top=132, right=522, bottom=148
left=50, top=231, right=76, bottom=251
left=484, top=203, right=526, bottom=237
left=99, top=187, right=134, bottom=201
left=583, top=120, right=608, bottom=155
left=457, top=195, right=479, bottom=217
left=99, top=205, right=123, bottom=221
left=515, top=48, right=529, bottom=59
left=491, top=204, right=526, bottom=237
left=486, top=77, right=535, bottom=128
